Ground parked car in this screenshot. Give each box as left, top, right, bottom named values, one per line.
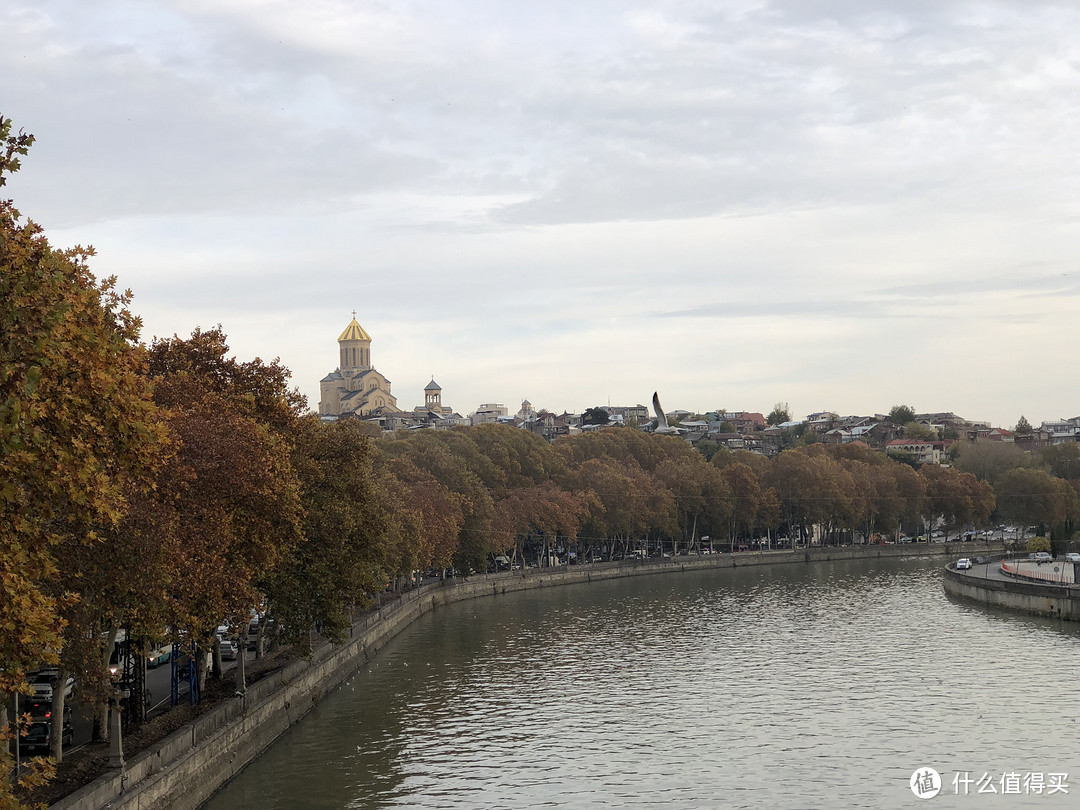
left=955, top=558, right=973, bottom=570
left=1064, top=552, right=1080, bottom=564
left=218, top=637, right=238, bottom=661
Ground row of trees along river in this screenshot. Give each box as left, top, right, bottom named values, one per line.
left=4, top=115, right=1080, bottom=806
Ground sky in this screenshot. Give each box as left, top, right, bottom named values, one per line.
left=4, top=0, right=1080, bottom=428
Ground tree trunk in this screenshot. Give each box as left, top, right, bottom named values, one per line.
left=2, top=697, right=10, bottom=763
left=236, top=627, right=248, bottom=694
left=49, top=669, right=69, bottom=762
left=211, top=636, right=223, bottom=680
left=94, top=626, right=120, bottom=743
left=265, top=613, right=277, bottom=654
left=196, top=642, right=208, bottom=697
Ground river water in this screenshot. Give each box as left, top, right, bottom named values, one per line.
left=202, top=556, right=1080, bottom=809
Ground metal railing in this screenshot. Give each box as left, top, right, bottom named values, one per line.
left=1000, top=558, right=1074, bottom=585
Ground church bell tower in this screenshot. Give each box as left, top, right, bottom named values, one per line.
left=338, top=312, right=372, bottom=371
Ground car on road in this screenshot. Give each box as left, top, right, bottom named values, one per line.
left=147, top=645, right=172, bottom=668
left=955, top=558, right=973, bottom=570
left=218, top=637, right=238, bottom=661
left=29, top=670, right=74, bottom=702
left=1030, top=552, right=1053, bottom=563
left=18, top=706, right=73, bottom=754
left=1065, top=552, right=1080, bottom=564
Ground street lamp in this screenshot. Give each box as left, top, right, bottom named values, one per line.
left=107, top=665, right=125, bottom=769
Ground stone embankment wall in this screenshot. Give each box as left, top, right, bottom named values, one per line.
left=53, top=541, right=996, bottom=810
left=943, top=565, right=1080, bottom=621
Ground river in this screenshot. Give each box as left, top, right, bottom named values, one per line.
left=202, top=554, right=1080, bottom=808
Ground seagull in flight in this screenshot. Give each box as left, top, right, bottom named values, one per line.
left=652, top=391, right=681, bottom=435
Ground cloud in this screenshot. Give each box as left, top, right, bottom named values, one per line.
left=5, top=0, right=1080, bottom=428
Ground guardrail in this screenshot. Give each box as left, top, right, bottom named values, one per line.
left=1000, top=558, right=1073, bottom=585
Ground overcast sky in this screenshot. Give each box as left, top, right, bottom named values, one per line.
left=5, top=0, right=1080, bottom=428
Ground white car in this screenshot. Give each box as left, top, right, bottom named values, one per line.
left=29, top=670, right=75, bottom=702
left=955, top=558, right=973, bottom=570
left=217, top=637, right=238, bottom=661
left=1065, top=552, right=1080, bottom=564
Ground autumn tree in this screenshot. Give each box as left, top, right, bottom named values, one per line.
left=1, top=116, right=170, bottom=791
left=142, top=328, right=305, bottom=678
left=556, top=426, right=687, bottom=475
left=920, top=466, right=995, bottom=536
left=889, top=462, right=927, bottom=534
left=953, top=441, right=1029, bottom=485
left=995, top=468, right=1079, bottom=553
left=380, top=430, right=496, bottom=575
left=653, top=453, right=732, bottom=551
left=765, top=449, right=855, bottom=545
left=694, top=438, right=720, bottom=461
left=711, top=448, right=770, bottom=478
left=375, top=453, right=464, bottom=581
left=467, top=424, right=568, bottom=496
left=1036, top=443, right=1080, bottom=484
left=493, top=483, right=593, bottom=565
left=568, top=456, right=672, bottom=553
left=265, top=417, right=387, bottom=650
left=719, top=463, right=765, bottom=546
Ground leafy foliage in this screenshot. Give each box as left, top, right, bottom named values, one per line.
left=902, top=422, right=937, bottom=440
left=953, top=441, right=1029, bottom=484
left=268, top=418, right=385, bottom=646
left=1025, top=536, right=1051, bottom=553
left=581, top=407, right=610, bottom=426
left=766, top=401, right=790, bottom=426
left=1, top=115, right=167, bottom=796
left=888, top=405, right=916, bottom=425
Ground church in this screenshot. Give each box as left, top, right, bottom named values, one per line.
left=318, top=315, right=400, bottom=418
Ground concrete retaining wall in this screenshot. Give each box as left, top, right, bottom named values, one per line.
left=943, top=567, right=1080, bottom=621
left=51, top=541, right=997, bottom=810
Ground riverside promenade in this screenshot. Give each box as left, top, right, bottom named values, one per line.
left=943, top=555, right=1080, bottom=620
left=53, top=541, right=999, bottom=810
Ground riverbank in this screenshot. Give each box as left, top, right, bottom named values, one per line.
left=51, top=541, right=998, bottom=810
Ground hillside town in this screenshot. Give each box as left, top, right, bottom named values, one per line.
left=318, top=315, right=1070, bottom=462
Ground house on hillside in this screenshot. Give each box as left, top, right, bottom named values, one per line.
left=885, top=439, right=945, bottom=465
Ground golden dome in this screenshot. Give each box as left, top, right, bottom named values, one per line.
left=338, top=318, right=372, bottom=342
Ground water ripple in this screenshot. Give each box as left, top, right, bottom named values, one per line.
left=204, top=557, right=1080, bottom=809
